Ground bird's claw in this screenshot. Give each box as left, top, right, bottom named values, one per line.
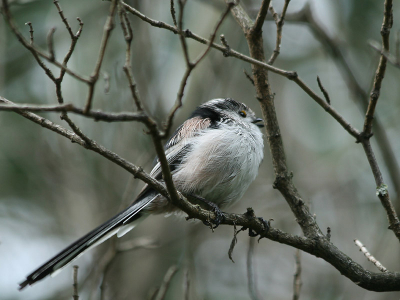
left=202, top=204, right=226, bottom=229
left=247, top=217, right=272, bottom=240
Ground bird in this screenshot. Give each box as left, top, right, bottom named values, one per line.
left=19, top=98, right=265, bottom=289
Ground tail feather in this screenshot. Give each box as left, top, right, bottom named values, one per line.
left=19, top=189, right=157, bottom=290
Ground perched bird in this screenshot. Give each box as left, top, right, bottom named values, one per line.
left=19, top=98, right=264, bottom=289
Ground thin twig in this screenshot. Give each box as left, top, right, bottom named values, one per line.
left=162, top=1, right=236, bottom=137
left=268, top=0, right=290, bottom=65
left=251, top=0, right=271, bottom=35
left=170, top=0, right=177, bottom=27
left=73, top=265, right=79, bottom=300
left=2, top=0, right=89, bottom=83
left=154, top=265, right=179, bottom=300
left=177, top=0, right=190, bottom=66
left=0, top=102, right=148, bottom=122
left=244, top=69, right=255, bottom=86
left=84, top=0, right=117, bottom=113
left=292, top=250, right=302, bottom=300
left=25, top=21, right=34, bottom=45
left=316, top=76, right=331, bottom=105
left=362, top=0, right=392, bottom=136
left=268, top=5, right=279, bottom=23
left=119, top=4, right=143, bottom=111
left=46, top=27, right=56, bottom=61
left=24, top=21, right=57, bottom=81
left=354, top=239, right=388, bottom=273
left=358, top=0, right=400, bottom=241
left=295, top=2, right=400, bottom=227
left=53, top=0, right=74, bottom=38
left=121, top=2, right=361, bottom=141
left=220, top=34, right=231, bottom=56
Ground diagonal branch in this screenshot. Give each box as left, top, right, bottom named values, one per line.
left=251, top=0, right=271, bottom=35
left=268, top=0, right=291, bottom=65
left=118, top=3, right=144, bottom=111
left=362, top=0, right=393, bottom=136
left=83, top=0, right=117, bottom=113
left=357, top=0, right=400, bottom=240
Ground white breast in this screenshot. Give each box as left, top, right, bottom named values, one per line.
left=173, top=123, right=264, bottom=207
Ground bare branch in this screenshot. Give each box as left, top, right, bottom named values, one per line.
left=356, top=0, right=400, bottom=241
left=292, top=250, right=302, bottom=300
left=362, top=0, right=392, bottom=136
left=317, top=76, right=331, bottom=105
left=73, top=266, right=79, bottom=300
left=294, top=76, right=360, bottom=138
left=23, top=21, right=57, bottom=81
left=0, top=97, right=167, bottom=195
left=119, top=4, right=144, bottom=111
left=268, top=5, right=279, bottom=23
left=361, top=141, right=400, bottom=240
left=251, top=0, right=271, bottom=35
left=121, top=2, right=287, bottom=76
left=0, top=101, right=149, bottom=122
left=293, top=1, right=400, bottom=235
left=25, top=21, right=34, bottom=45
left=354, top=240, right=388, bottom=273
left=1, top=0, right=89, bottom=83
left=220, top=34, right=231, bottom=56
left=46, top=27, right=56, bottom=61
left=154, top=265, right=179, bottom=300
left=162, top=2, right=234, bottom=137
left=53, top=0, right=74, bottom=38
left=243, top=69, right=255, bottom=86
left=84, top=0, right=117, bottom=113
left=2, top=95, right=400, bottom=291
left=121, top=2, right=361, bottom=141
left=177, top=0, right=191, bottom=66
left=170, top=0, right=177, bottom=27
left=268, top=0, right=291, bottom=65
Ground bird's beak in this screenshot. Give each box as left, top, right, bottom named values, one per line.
left=252, top=118, right=264, bottom=128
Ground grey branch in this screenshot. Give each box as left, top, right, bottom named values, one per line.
left=354, top=240, right=388, bottom=273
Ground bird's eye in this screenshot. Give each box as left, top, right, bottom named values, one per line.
left=239, top=110, right=247, bottom=118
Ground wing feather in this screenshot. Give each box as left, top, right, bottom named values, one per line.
left=150, top=117, right=211, bottom=180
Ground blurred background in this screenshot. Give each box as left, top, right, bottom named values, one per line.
left=1, top=0, right=400, bottom=299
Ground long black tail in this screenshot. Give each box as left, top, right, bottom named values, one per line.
left=19, top=189, right=157, bottom=290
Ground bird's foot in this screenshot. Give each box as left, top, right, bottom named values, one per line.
left=185, top=193, right=225, bottom=229
left=244, top=208, right=272, bottom=239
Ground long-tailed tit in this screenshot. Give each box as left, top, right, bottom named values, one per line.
left=19, top=98, right=264, bottom=289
